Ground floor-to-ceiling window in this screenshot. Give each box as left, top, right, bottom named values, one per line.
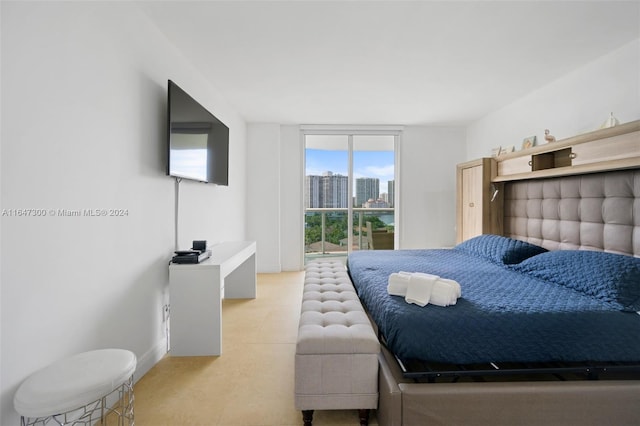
left=303, top=128, right=399, bottom=263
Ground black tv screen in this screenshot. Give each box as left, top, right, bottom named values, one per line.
left=167, top=80, right=229, bottom=185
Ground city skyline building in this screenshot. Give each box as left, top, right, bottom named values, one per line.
left=306, top=172, right=394, bottom=209
left=305, top=171, right=349, bottom=208
left=305, top=175, right=322, bottom=208
left=356, top=177, right=379, bottom=207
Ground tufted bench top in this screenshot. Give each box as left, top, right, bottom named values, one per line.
left=297, top=261, right=379, bottom=355
left=295, top=260, right=380, bottom=424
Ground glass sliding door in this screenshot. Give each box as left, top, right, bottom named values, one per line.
left=304, top=131, right=397, bottom=263
left=304, top=135, right=349, bottom=262
left=352, top=135, right=395, bottom=252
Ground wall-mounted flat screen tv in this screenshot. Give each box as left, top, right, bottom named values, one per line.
left=167, top=80, right=229, bottom=185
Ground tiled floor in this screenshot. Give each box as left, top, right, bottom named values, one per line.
left=134, top=272, right=378, bottom=426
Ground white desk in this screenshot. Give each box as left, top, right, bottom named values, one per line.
left=169, top=241, right=257, bottom=356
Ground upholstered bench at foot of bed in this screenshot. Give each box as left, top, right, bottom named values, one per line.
left=295, top=260, right=380, bottom=426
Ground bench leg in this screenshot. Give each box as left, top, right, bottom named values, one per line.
left=302, top=410, right=313, bottom=426
left=301, top=408, right=368, bottom=425
left=359, top=409, right=370, bottom=426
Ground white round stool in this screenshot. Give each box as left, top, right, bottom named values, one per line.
left=14, top=349, right=136, bottom=426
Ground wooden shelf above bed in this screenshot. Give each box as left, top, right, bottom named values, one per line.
left=493, top=119, right=640, bottom=182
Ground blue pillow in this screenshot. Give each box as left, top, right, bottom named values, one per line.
left=454, top=234, right=547, bottom=265
left=511, top=250, right=640, bottom=312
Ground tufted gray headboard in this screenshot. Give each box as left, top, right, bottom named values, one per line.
left=503, top=169, right=640, bottom=257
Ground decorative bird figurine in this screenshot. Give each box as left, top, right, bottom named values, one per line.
left=544, top=129, right=556, bottom=143
left=601, top=112, right=619, bottom=129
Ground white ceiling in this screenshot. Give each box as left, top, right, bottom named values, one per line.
left=139, top=1, right=640, bottom=126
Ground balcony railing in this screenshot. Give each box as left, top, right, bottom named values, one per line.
left=304, top=208, right=394, bottom=262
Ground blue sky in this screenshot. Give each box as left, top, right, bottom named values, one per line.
left=306, top=149, right=395, bottom=194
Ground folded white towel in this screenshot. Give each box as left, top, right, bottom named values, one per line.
left=387, top=271, right=412, bottom=296
left=387, top=271, right=462, bottom=307
left=405, top=273, right=438, bottom=307
left=429, top=278, right=461, bottom=307
left=440, top=278, right=462, bottom=298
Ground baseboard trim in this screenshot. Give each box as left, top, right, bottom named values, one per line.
left=134, top=338, right=167, bottom=383
left=257, top=262, right=282, bottom=273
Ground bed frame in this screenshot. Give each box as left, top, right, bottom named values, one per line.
left=395, top=351, right=640, bottom=383
left=376, top=123, right=640, bottom=425
left=378, top=344, right=640, bottom=426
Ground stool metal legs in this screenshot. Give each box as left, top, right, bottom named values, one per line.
left=20, top=375, right=134, bottom=426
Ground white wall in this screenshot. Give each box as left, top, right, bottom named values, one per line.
left=279, top=125, right=305, bottom=271
left=466, top=38, right=640, bottom=160
left=246, top=124, right=281, bottom=272
left=247, top=124, right=301, bottom=272
left=0, top=2, right=247, bottom=423
left=246, top=125, right=466, bottom=272
left=399, top=127, right=467, bottom=249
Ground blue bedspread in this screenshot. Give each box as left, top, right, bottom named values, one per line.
left=347, top=249, right=640, bottom=364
